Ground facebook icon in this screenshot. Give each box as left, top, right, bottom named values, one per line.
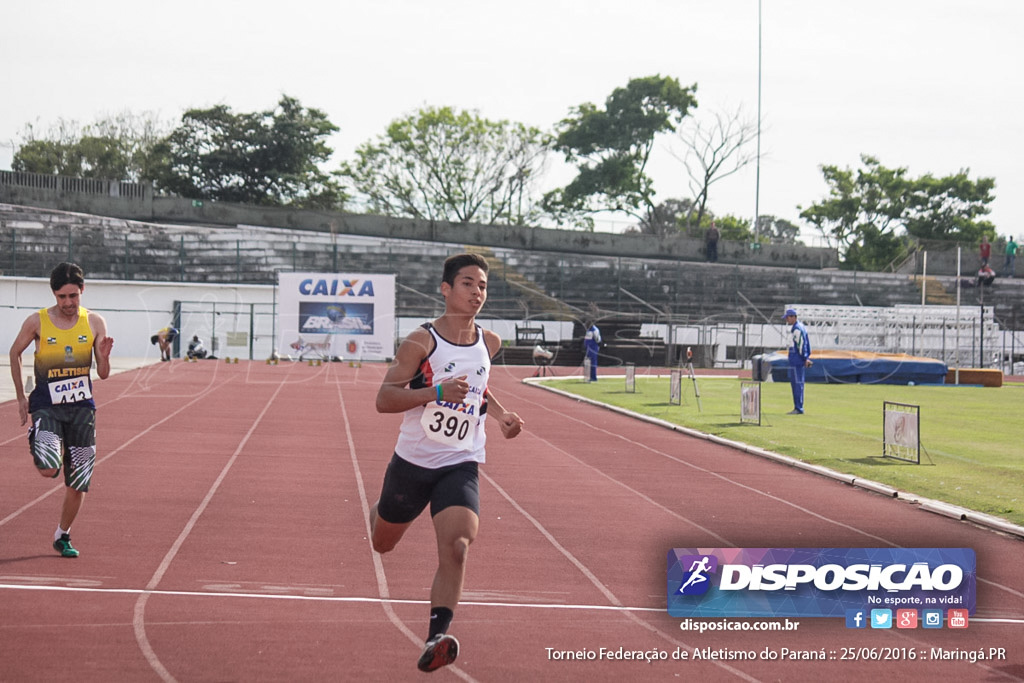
left=845, top=609, right=867, bottom=629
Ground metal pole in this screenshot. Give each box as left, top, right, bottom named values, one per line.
left=754, top=0, right=762, bottom=243
left=921, top=251, right=927, bottom=306
left=249, top=303, right=255, bottom=361
left=979, top=286, right=985, bottom=368
left=955, top=247, right=961, bottom=383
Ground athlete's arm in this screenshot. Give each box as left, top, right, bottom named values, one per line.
left=485, top=389, right=524, bottom=439
left=8, top=314, right=40, bottom=426
left=375, top=327, right=473, bottom=413
left=90, top=312, right=114, bottom=380
left=481, top=330, right=525, bottom=439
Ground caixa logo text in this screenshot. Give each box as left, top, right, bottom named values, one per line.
left=299, top=279, right=375, bottom=297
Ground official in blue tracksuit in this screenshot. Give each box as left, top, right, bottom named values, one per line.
left=583, top=322, right=601, bottom=381
left=783, top=309, right=812, bottom=414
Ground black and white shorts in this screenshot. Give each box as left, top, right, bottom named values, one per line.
left=28, top=405, right=97, bottom=492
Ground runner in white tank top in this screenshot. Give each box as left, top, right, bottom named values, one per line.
left=367, top=253, right=525, bottom=673
left=393, top=322, right=491, bottom=468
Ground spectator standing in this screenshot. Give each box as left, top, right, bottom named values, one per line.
left=583, top=321, right=602, bottom=381
left=783, top=308, right=812, bottom=415
left=705, top=221, right=720, bottom=263
left=1002, top=236, right=1018, bottom=277
left=979, top=235, right=991, bottom=266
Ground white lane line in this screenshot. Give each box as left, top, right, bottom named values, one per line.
left=2, top=583, right=1022, bottom=624
left=0, top=370, right=234, bottom=529
left=132, top=375, right=290, bottom=683
left=336, top=371, right=480, bottom=683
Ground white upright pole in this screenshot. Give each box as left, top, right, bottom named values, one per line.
left=921, top=251, right=927, bottom=306
left=753, top=0, right=762, bottom=243
left=955, top=247, right=961, bottom=384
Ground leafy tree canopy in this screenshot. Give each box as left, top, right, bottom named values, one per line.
left=12, top=112, right=168, bottom=182
left=341, top=106, right=549, bottom=224
left=635, top=198, right=758, bottom=243
left=149, top=95, right=342, bottom=209
left=800, top=155, right=995, bottom=270
left=755, top=214, right=802, bottom=245
left=546, top=75, right=697, bottom=227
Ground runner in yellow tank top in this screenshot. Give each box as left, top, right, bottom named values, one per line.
left=8, top=263, right=114, bottom=558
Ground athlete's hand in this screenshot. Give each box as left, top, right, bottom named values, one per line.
left=97, top=335, right=114, bottom=360
left=439, top=375, right=470, bottom=404
left=17, top=397, right=29, bottom=426
left=498, top=411, right=524, bottom=439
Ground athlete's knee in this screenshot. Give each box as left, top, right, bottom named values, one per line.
left=372, top=535, right=398, bottom=554
left=38, top=467, right=59, bottom=479
left=440, top=535, right=472, bottom=568
left=370, top=508, right=405, bottom=554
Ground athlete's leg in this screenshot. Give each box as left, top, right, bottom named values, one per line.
left=370, top=454, right=431, bottom=553
left=60, top=487, right=85, bottom=531
left=369, top=502, right=414, bottom=553
left=429, top=505, right=479, bottom=609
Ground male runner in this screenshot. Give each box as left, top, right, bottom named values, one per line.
left=369, top=253, right=525, bottom=672
left=9, top=262, right=114, bottom=557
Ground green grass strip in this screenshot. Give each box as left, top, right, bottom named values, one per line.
left=539, top=374, right=1024, bottom=527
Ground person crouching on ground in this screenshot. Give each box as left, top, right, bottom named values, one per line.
left=151, top=325, right=178, bottom=361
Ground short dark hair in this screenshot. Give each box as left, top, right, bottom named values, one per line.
left=442, top=253, right=488, bottom=286
left=50, top=262, right=85, bottom=291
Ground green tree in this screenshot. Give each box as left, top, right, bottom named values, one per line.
left=903, top=171, right=996, bottom=243
left=636, top=198, right=695, bottom=235
left=799, top=155, right=993, bottom=270
left=636, top=199, right=754, bottom=244
left=714, top=214, right=752, bottom=241
left=755, top=214, right=802, bottom=244
left=341, top=106, right=549, bottom=224
left=150, top=95, right=342, bottom=208
left=546, top=75, right=697, bottom=227
left=12, top=112, right=168, bottom=182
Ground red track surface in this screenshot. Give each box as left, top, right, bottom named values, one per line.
left=1, top=360, right=1021, bottom=682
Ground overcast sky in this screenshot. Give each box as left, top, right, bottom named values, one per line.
left=3, top=1, right=1021, bottom=242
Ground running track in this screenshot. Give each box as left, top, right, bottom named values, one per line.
left=0, top=360, right=1021, bottom=682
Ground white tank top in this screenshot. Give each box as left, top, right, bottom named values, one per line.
left=394, top=323, right=492, bottom=468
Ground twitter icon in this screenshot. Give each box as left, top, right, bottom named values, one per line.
left=870, top=609, right=893, bottom=629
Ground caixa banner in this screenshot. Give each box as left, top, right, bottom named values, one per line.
left=667, top=548, right=975, bottom=618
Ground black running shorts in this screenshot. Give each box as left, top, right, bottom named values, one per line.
left=376, top=453, right=480, bottom=524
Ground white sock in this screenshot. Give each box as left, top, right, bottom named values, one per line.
left=55, top=526, right=69, bottom=541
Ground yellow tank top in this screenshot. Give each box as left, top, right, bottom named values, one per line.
left=31, top=306, right=96, bottom=411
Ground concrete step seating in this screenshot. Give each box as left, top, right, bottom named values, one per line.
left=4, top=202, right=1024, bottom=328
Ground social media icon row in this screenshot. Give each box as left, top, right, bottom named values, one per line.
left=845, top=609, right=968, bottom=629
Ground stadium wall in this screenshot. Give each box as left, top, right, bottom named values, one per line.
left=0, top=171, right=836, bottom=269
